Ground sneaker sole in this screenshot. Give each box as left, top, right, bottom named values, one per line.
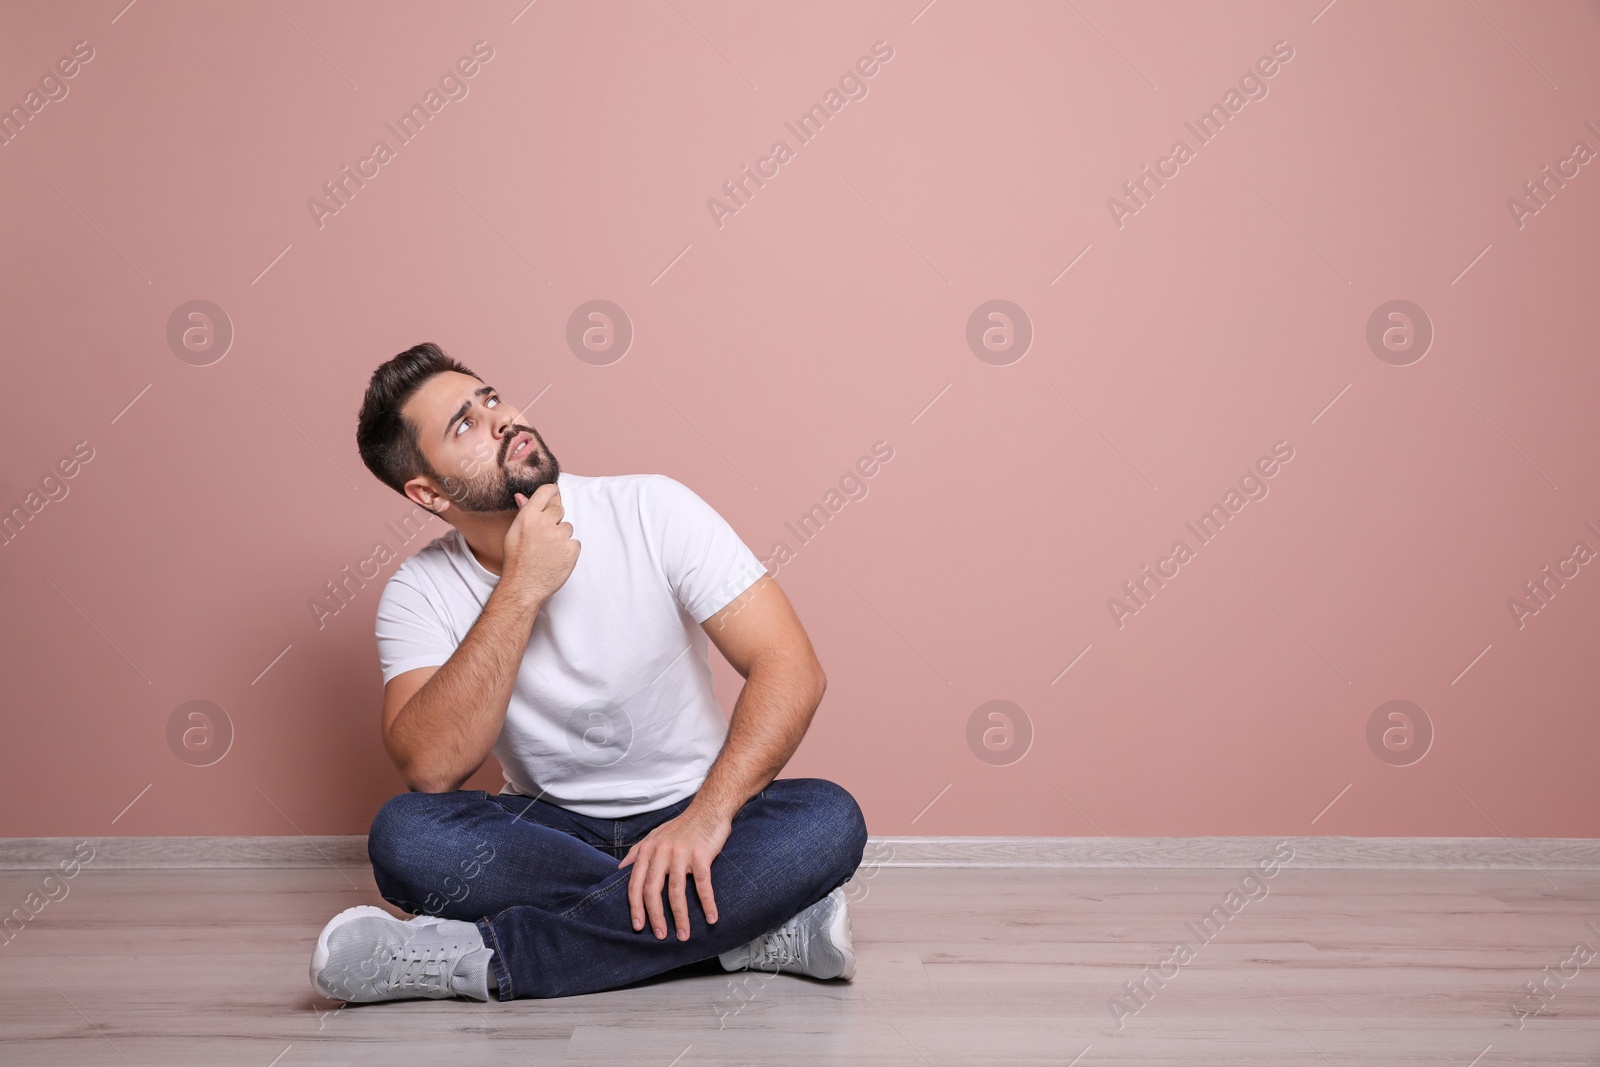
left=826, top=887, right=856, bottom=981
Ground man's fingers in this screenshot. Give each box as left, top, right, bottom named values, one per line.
left=617, top=817, right=732, bottom=939
left=668, top=856, right=691, bottom=941
left=645, top=858, right=670, bottom=940
left=693, top=854, right=718, bottom=925
left=626, top=849, right=649, bottom=932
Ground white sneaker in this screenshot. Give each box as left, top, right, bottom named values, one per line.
left=718, top=886, right=856, bottom=980
left=310, top=905, right=495, bottom=1003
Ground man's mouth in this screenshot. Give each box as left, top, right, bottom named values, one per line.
left=507, top=432, right=534, bottom=462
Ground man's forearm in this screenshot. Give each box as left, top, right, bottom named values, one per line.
left=688, top=654, right=825, bottom=822
left=386, top=584, right=543, bottom=792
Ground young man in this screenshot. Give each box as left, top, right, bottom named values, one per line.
left=312, top=342, right=867, bottom=1003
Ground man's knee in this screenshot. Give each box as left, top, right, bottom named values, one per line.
left=784, top=778, right=868, bottom=878
left=367, top=791, right=473, bottom=890
left=369, top=791, right=429, bottom=865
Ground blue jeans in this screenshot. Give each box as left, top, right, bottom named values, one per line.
left=366, top=778, right=868, bottom=1000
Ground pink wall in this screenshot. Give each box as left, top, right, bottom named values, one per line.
left=2, top=1, right=1598, bottom=839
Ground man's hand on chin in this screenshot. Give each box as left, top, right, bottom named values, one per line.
left=619, top=803, right=733, bottom=941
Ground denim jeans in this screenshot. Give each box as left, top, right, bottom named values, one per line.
left=366, top=777, right=868, bottom=1000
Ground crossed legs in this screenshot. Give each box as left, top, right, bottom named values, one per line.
left=364, top=778, right=868, bottom=999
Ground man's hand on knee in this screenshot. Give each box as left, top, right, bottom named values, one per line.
left=619, top=806, right=731, bottom=941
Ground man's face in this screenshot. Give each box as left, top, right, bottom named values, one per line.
left=402, top=371, right=560, bottom=513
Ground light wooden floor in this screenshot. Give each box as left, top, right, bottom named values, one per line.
left=1, top=864, right=1596, bottom=1065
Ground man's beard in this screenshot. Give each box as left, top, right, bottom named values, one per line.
left=440, top=425, right=561, bottom=513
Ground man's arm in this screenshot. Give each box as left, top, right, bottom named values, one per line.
left=381, top=581, right=543, bottom=793
left=686, top=575, right=824, bottom=822
left=620, top=575, right=826, bottom=941
left=382, top=484, right=579, bottom=793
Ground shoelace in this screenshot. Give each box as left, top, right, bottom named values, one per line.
left=748, top=918, right=803, bottom=970
left=384, top=939, right=469, bottom=995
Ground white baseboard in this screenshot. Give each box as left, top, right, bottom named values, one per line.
left=3, top=835, right=1600, bottom=870
left=868, top=836, right=1600, bottom=869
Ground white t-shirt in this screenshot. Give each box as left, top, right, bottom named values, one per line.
left=373, top=471, right=767, bottom=817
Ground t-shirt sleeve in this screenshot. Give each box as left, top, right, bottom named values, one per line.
left=643, top=474, right=768, bottom=624
left=373, top=570, right=456, bottom=685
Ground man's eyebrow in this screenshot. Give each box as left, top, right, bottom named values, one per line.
left=443, top=385, right=496, bottom=441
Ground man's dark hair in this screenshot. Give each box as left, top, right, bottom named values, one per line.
left=356, top=342, right=481, bottom=500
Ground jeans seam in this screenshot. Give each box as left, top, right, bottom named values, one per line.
left=478, top=917, right=512, bottom=1001
left=561, top=869, right=632, bottom=921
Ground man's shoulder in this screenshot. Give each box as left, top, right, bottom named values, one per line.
left=382, top=527, right=463, bottom=597
left=564, top=470, right=665, bottom=495
left=566, top=470, right=690, bottom=513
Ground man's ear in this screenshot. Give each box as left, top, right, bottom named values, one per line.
left=404, top=477, right=442, bottom=514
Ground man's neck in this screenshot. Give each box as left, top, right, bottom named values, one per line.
left=454, top=513, right=516, bottom=578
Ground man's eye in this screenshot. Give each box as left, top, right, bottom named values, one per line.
left=455, top=420, right=469, bottom=436
left=486, top=396, right=499, bottom=407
